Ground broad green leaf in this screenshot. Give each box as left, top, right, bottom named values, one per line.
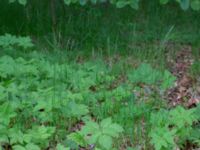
left=88, top=131, right=101, bottom=144
left=0, top=102, right=16, bottom=125
left=191, top=0, right=200, bottom=10
left=28, top=126, right=55, bottom=143
left=116, top=1, right=129, bottom=8
left=0, top=134, right=9, bottom=143
left=68, top=132, right=86, bottom=146
left=9, top=129, right=24, bottom=144
left=180, top=0, right=190, bottom=10
left=18, top=0, right=27, bottom=5
left=13, top=145, right=26, bottom=150
left=25, top=143, right=40, bottom=150
left=81, top=121, right=99, bottom=135
left=98, top=135, right=113, bottom=150
left=79, top=0, right=87, bottom=5
left=64, top=0, right=71, bottom=5
left=102, top=123, right=123, bottom=137
left=91, top=0, right=97, bottom=4
left=130, top=0, right=139, bottom=9
left=100, top=118, right=112, bottom=128
left=56, top=143, right=70, bottom=150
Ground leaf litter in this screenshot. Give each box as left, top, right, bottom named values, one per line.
left=166, top=45, right=200, bottom=107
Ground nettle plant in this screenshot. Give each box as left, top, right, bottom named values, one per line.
left=128, top=63, right=176, bottom=90
left=0, top=102, right=56, bottom=150
left=149, top=105, right=200, bottom=150
left=8, top=0, right=200, bottom=10
left=68, top=118, right=123, bottom=150
left=0, top=34, right=33, bottom=49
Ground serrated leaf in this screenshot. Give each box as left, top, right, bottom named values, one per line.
left=100, top=118, right=112, bottom=128
left=102, top=124, right=123, bottom=137
left=88, top=131, right=101, bottom=144
left=81, top=121, right=99, bottom=134
left=13, top=145, right=26, bottom=150
left=98, top=135, right=113, bottom=150
left=9, top=129, right=24, bottom=144
left=0, top=102, right=16, bottom=125
left=56, top=143, right=70, bottom=150
left=150, top=127, right=175, bottom=150
left=25, top=143, right=40, bottom=150
left=169, top=106, right=196, bottom=128
left=68, top=102, right=89, bottom=117
left=68, top=132, right=86, bottom=146
left=109, top=123, right=123, bottom=133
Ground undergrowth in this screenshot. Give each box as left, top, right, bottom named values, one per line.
left=0, top=34, right=199, bottom=150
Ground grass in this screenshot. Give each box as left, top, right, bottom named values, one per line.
left=0, top=44, right=199, bottom=149
left=1, top=1, right=200, bottom=50
left=0, top=1, right=200, bottom=149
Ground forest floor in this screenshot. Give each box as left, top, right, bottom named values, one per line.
left=0, top=34, right=200, bottom=150
left=166, top=45, right=200, bottom=107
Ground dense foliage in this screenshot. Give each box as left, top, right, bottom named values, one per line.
left=1, top=0, right=200, bottom=149
left=0, top=34, right=199, bottom=150
left=7, top=0, right=200, bottom=10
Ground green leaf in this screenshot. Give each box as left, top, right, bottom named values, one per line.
left=116, top=1, right=129, bottom=8
left=180, top=0, right=190, bottom=10
left=79, top=0, right=87, bottom=5
left=13, top=145, right=26, bottom=150
left=88, top=131, right=101, bottom=144
left=149, top=127, right=175, bottom=150
left=9, top=129, right=24, bottom=144
left=91, top=0, right=97, bottom=4
left=161, top=70, right=176, bottom=89
left=160, top=0, right=169, bottom=4
left=191, top=0, right=200, bottom=10
left=0, top=102, right=16, bottom=125
left=130, top=0, right=139, bottom=9
left=98, top=135, right=113, bottom=150
left=128, top=63, right=161, bottom=85
left=100, top=118, right=112, bottom=128
left=81, top=121, right=99, bottom=135
left=102, top=123, right=123, bottom=137
left=25, top=143, right=40, bottom=150
left=0, top=134, right=9, bottom=143
left=169, top=106, right=196, bottom=128
left=18, top=0, right=27, bottom=5
left=56, top=143, right=70, bottom=150
left=68, top=132, right=86, bottom=147
left=64, top=0, right=71, bottom=5
left=68, top=102, right=89, bottom=117
left=9, top=0, right=16, bottom=3
left=27, top=126, right=55, bottom=144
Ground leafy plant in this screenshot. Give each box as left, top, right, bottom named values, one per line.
left=149, top=106, right=199, bottom=150
left=68, top=118, right=123, bottom=149
left=8, top=0, right=200, bottom=10
left=0, top=34, right=34, bottom=49
left=128, top=63, right=176, bottom=90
